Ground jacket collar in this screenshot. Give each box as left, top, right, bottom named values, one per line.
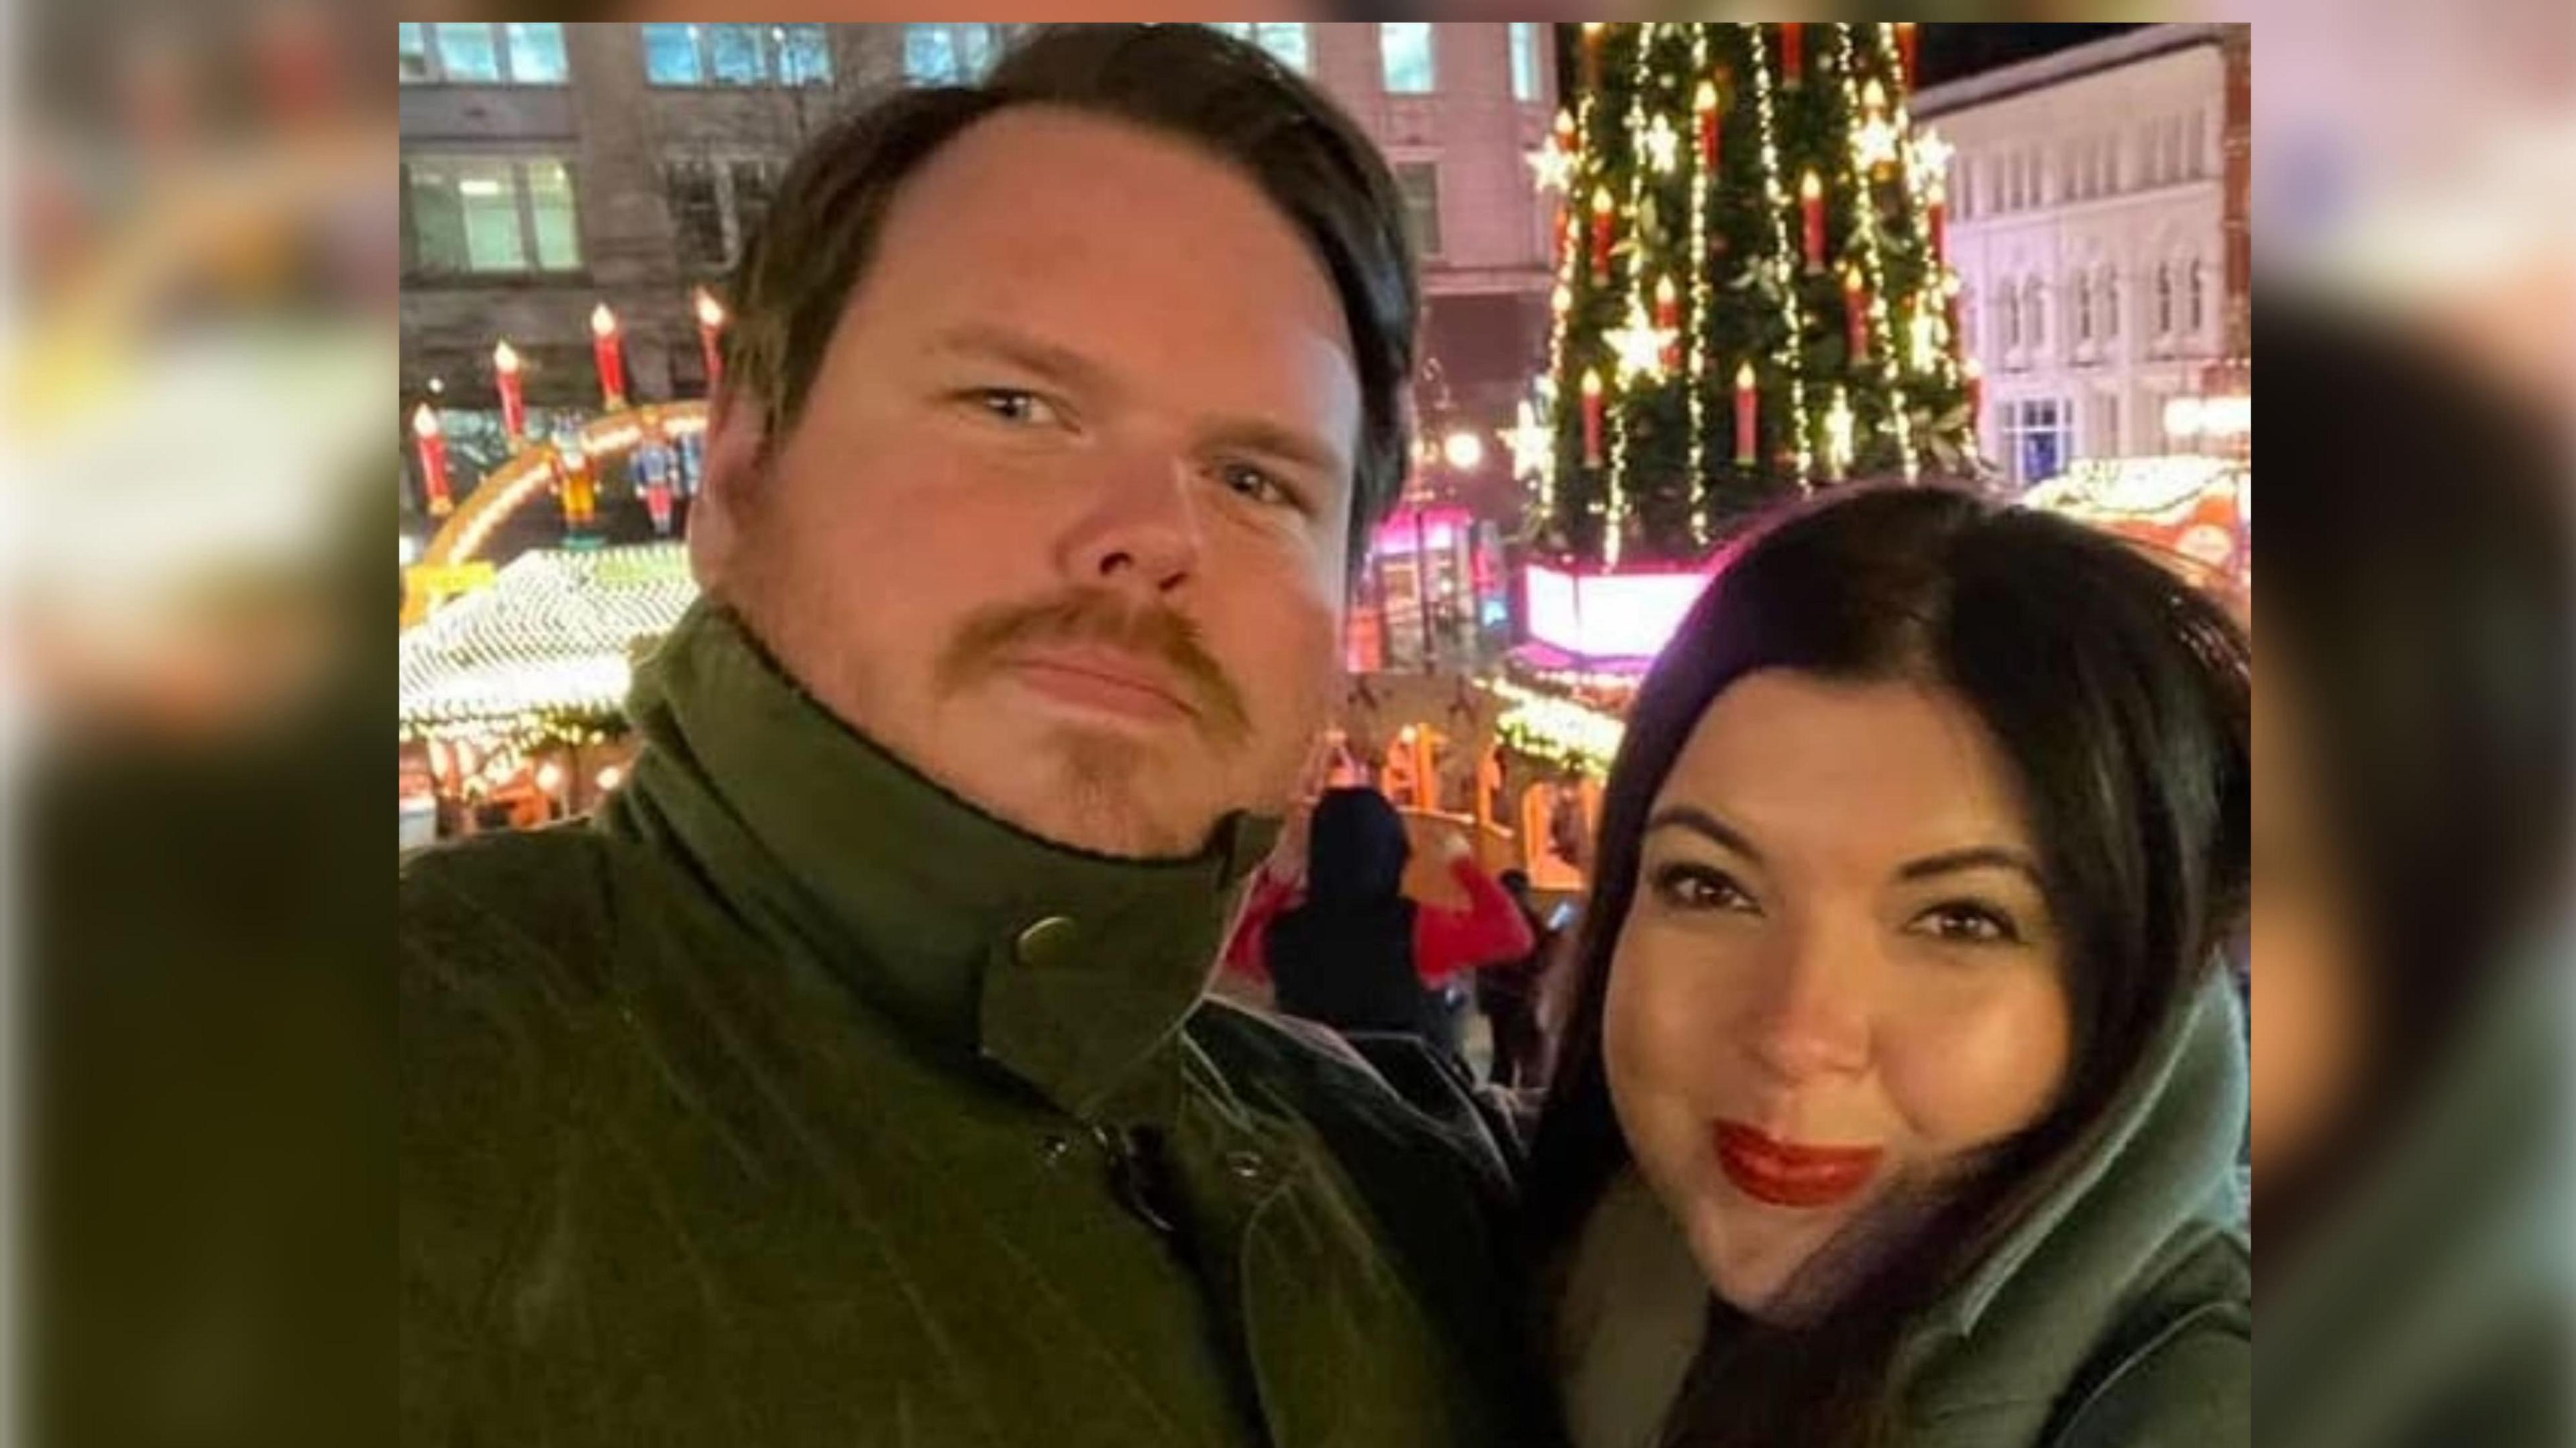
left=606, top=602, right=1280, bottom=1123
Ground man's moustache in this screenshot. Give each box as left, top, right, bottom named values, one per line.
left=936, top=593, right=1252, bottom=744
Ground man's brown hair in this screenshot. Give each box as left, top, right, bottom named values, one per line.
left=721, top=23, right=1421, bottom=568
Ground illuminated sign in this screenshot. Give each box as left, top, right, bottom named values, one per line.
left=1520, top=561, right=1712, bottom=662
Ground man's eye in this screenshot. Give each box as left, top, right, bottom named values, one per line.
left=1219, top=463, right=1299, bottom=510
left=1649, top=862, right=1759, bottom=915
left=1909, top=901, right=2023, bottom=945
left=969, top=389, right=1061, bottom=427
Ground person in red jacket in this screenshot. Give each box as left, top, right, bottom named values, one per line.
left=1230, top=787, right=1533, bottom=1061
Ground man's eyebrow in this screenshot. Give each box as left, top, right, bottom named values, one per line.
left=1202, top=415, right=1348, bottom=480
left=926, top=325, right=1120, bottom=396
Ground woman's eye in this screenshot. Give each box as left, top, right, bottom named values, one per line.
left=1650, top=862, right=1759, bottom=914
left=1911, top=901, right=2023, bottom=945
left=969, top=389, right=1061, bottom=427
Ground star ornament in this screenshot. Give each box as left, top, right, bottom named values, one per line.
left=1503, top=399, right=1555, bottom=485
left=1528, top=135, right=1576, bottom=193
left=1641, top=114, right=1681, bottom=174
left=1908, top=127, right=1955, bottom=200
left=1605, top=304, right=1676, bottom=384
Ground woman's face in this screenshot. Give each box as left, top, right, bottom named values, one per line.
left=1603, top=670, right=2074, bottom=1317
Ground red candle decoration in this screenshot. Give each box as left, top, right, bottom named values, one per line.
left=1843, top=264, right=1872, bottom=361
left=1780, top=23, right=1805, bottom=87
left=492, top=339, right=527, bottom=447
left=1580, top=368, right=1605, bottom=468
left=1928, top=188, right=1949, bottom=265
left=1800, top=170, right=1826, bottom=272
left=1654, top=276, right=1681, bottom=369
left=694, top=288, right=727, bottom=391
left=1581, top=23, right=1605, bottom=93
left=1731, top=361, right=1758, bottom=466
left=590, top=303, right=627, bottom=409
left=1588, top=187, right=1615, bottom=284
left=1897, top=23, right=1920, bottom=89
left=412, top=403, right=453, bottom=517
left=1694, top=79, right=1723, bottom=176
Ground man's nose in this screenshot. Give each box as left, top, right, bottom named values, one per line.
left=1057, top=451, right=1205, bottom=598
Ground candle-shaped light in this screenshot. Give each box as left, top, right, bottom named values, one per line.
left=1898, top=23, right=1920, bottom=89
left=1842, top=264, right=1871, bottom=361
left=1732, top=361, right=1758, bottom=466
left=1780, top=23, right=1805, bottom=86
left=1800, top=170, right=1826, bottom=271
left=492, top=339, right=527, bottom=447
left=1581, top=23, right=1605, bottom=92
left=693, top=288, right=727, bottom=391
left=1695, top=78, right=1722, bottom=172
left=412, top=403, right=452, bottom=517
left=590, top=303, right=627, bottom=409
left=1589, top=186, right=1615, bottom=284
left=1580, top=368, right=1605, bottom=468
left=1654, top=275, right=1681, bottom=368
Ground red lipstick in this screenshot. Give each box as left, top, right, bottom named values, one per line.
left=1713, top=1121, right=1884, bottom=1209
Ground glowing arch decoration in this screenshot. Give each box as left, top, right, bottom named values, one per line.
left=404, top=400, right=708, bottom=626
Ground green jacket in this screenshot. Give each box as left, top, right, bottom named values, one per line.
left=400, top=604, right=1554, bottom=1447
left=1554, top=973, right=2251, bottom=1447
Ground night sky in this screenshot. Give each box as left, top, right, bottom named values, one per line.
left=1915, top=24, right=2147, bottom=89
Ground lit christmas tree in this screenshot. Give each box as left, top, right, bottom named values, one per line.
left=1519, top=22, right=1980, bottom=566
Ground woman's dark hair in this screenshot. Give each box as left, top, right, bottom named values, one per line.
left=723, top=23, right=1419, bottom=575
left=1522, top=482, right=2251, bottom=1448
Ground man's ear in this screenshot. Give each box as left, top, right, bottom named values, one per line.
left=686, top=384, right=770, bottom=593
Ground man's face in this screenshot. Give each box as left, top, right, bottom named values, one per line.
left=705, top=109, right=1362, bottom=858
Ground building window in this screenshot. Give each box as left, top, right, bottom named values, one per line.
left=2023, top=276, right=2047, bottom=352
left=777, top=26, right=833, bottom=86
left=2100, top=266, right=2121, bottom=340
left=1394, top=161, right=1442, bottom=258
left=405, top=156, right=583, bottom=276
left=1381, top=23, right=1436, bottom=95
left=708, top=24, right=765, bottom=85
left=645, top=23, right=836, bottom=87
left=665, top=156, right=784, bottom=273
left=402, top=22, right=568, bottom=85
left=1510, top=23, right=1544, bottom=102
left=2072, top=271, right=2093, bottom=345
left=906, top=23, right=1004, bottom=85
left=1208, top=23, right=1310, bottom=74
left=1994, top=287, right=2019, bottom=353
left=2186, top=259, right=2208, bottom=335
left=1958, top=284, right=1978, bottom=353
left=2001, top=398, right=2072, bottom=486
left=2154, top=262, right=2176, bottom=335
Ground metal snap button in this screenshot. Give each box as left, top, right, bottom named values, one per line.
left=1014, top=915, right=1079, bottom=968
left=1223, top=1149, right=1267, bottom=1182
